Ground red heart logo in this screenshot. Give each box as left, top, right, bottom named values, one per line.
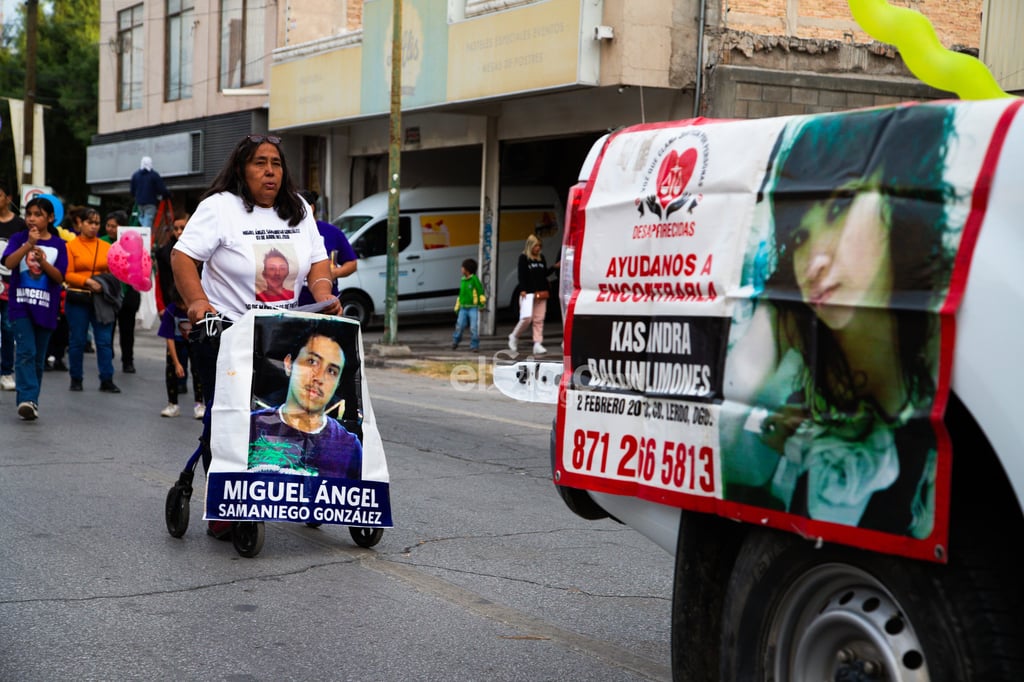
left=656, top=148, right=697, bottom=211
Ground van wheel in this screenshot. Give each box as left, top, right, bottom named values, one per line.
left=340, top=292, right=372, bottom=326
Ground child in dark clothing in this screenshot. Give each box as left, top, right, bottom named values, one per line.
left=452, top=258, right=486, bottom=351
left=156, top=292, right=203, bottom=418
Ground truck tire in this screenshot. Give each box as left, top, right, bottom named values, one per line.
left=670, top=397, right=1024, bottom=681
left=670, top=511, right=739, bottom=681
left=340, top=291, right=372, bottom=326
left=718, top=521, right=1024, bottom=681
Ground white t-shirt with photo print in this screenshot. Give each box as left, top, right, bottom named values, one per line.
left=173, top=191, right=328, bottom=321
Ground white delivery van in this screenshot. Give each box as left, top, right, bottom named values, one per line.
left=331, top=186, right=563, bottom=325
left=497, top=99, right=1024, bottom=680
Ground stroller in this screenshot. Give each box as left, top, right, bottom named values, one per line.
left=164, top=457, right=384, bottom=558
left=164, top=311, right=390, bottom=557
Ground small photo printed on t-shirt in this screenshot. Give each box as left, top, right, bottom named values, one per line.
left=254, top=244, right=298, bottom=303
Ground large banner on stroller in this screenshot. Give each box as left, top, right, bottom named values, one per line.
left=203, top=310, right=392, bottom=528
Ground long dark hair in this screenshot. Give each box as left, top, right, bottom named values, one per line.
left=76, top=206, right=101, bottom=228
left=762, top=105, right=956, bottom=420
left=202, top=135, right=307, bottom=227
left=25, top=196, right=55, bottom=223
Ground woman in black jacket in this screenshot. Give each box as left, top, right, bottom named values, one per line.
left=508, top=234, right=558, bottom=355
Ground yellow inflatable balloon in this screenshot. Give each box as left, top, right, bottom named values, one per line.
left=848, top=0, right=1013, bottom=100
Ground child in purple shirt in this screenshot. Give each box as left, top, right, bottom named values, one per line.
left=0, top=197, right=68, bottom=420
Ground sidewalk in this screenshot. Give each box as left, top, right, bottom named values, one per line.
left=362, top=315, right=564, bottom=368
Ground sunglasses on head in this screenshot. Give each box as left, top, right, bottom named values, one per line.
left=246, top=134, right=281, bottom=145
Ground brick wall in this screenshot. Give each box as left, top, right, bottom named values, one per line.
left=348, top=0, right=363, bottom=31
left=724, top=0, right=982, bottom=49
left=708, top=65, right=947, bottom=120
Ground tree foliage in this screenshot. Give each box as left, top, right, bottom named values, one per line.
left=0, top=0, right=98, bottom=205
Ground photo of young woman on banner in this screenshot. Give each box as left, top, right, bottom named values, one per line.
left=720, top=104, right=989, bottom=548
left=204, top=310, right=392, bottom=528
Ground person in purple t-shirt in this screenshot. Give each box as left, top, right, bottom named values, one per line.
left=0, top=197, right=68, bottom=420
left=296, top=190, right=357, bottom=307
left=0, top=177, right=28, bottom=389
left=248, top=323, right=362, bottom=479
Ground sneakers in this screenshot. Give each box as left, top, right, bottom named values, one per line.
left=452, top=341, right=459, bottom=350
left=69, top=378, right=83, bottom=391
left=122, top=363, right=136, bottom=374
left=533, top=342, right=547, bottom=355
left=99, top=380, right=121, bottom=393
left=160, top=403, right=180, bottom=418
left=508, top=334, right=518, bottom=352
left=193, top=402, right=206, bottom=420
left=0, top=374, right=14, bottom=391
left=17, top=401, right=38, bottom=420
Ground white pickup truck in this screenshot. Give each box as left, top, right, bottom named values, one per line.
left=498, top=99, right=1024, bottom=680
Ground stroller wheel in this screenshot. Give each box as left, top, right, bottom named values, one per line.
left=349, top=526, right=383, bottom=548
left=165, top=485, right=191, bottom=538
left=233, top=521, right=265, bottom=557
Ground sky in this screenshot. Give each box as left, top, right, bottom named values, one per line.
left=1, top=0, right=21, bottom=38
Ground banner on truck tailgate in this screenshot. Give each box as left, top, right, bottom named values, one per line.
left=205, top=310, right=392, bottom=527
left=556, top=100, right=1024, bottom=562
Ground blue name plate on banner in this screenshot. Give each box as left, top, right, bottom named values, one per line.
left=206, top=472, right=393, bottom=527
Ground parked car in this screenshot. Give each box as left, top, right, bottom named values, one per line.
left=498, top=99, right=1024, bottom=680
left=332, top=186, right=562, bottom=325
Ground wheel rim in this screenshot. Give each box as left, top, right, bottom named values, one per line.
left=769, top=563, right=929, bottom=681
left=341, top=296, right=369, bottom=324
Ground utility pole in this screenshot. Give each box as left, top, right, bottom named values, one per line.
left=22, top=0, right=39, bottom=188
left=382, top=0, right=402, bottom=344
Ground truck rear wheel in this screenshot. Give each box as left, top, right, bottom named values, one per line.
left=718, top=524, right=1022, bottom=681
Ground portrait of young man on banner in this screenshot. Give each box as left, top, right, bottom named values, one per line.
left=247, top=316, right=362, bottom=479
left=204, top=310, right=392, bottom=528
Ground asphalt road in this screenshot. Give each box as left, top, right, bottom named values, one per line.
left=0, top=321, right=673, bottom=681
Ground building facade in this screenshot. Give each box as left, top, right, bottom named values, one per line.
left=89, top=0, right=1007, bottom=224
left=87, top=0, right=341, bottom=211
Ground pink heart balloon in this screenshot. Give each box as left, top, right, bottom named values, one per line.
left=108, top=231, right=153, bottom=292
